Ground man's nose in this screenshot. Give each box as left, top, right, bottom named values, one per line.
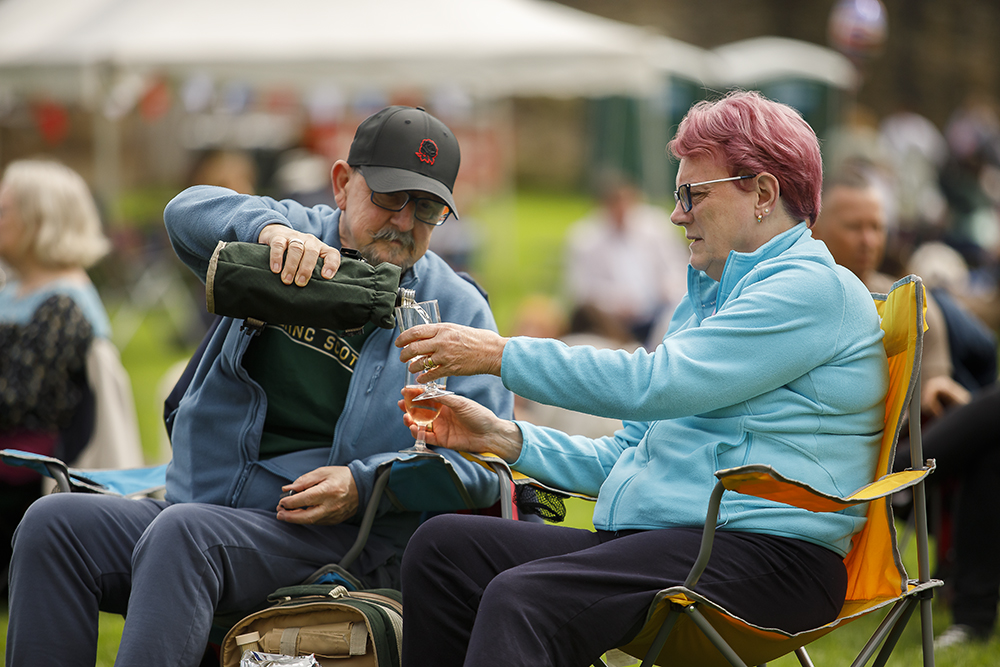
left=387, top=203, right=417, bottom=230
left=862, top=229, right=882, bottom=248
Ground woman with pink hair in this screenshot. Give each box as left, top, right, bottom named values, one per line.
left=395, top=91, right=888, bottom=667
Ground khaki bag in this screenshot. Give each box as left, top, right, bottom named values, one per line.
left=221, top=585, right=402, bottom=667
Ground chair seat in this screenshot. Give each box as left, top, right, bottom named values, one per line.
left=617, top=577, right=943, bottom=667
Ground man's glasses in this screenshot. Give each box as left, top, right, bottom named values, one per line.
left=369, top=191, right=451, bottom=226
left=673, top=174, right=756, bottom=213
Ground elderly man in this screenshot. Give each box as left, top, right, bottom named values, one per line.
left=814, top=170, right=1000, bottom=649
left=6, top=106, right=513, bottom=667
left=813, top=172, right=970, bottom=418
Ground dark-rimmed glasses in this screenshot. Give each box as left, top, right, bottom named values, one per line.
left=673, top=174, right=756, bottom=213
left=369, top=191, right=452, bottom=226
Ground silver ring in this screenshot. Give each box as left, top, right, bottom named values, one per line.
left=288, top=238, right=305, bottom=248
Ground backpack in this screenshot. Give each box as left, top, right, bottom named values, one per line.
left=221, top=585, right=402, bottom=667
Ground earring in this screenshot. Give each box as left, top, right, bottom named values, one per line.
left=764, top=208, right=769, bottom=214
left=756, top=213, right=763, bottom=223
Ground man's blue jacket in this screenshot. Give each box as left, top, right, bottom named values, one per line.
left=163, top=186, right=513, bottom=549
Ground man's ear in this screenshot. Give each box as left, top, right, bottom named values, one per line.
left=331, top=160, right=351, bottom=210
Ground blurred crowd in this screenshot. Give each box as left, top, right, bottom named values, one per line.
left=826, top=96, right=1000, bottom=332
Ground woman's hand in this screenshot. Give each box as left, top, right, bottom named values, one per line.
left=398, top=392, right=523, bottom=463
left=396, top=323, right=508, bottom=383
left=258, top=223, right=341, bottom=286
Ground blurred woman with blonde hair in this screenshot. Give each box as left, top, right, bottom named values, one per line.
left=0, top=158, right=122, bottom=583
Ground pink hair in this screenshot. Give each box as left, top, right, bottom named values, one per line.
left=669, top=90, right=823, bottom=224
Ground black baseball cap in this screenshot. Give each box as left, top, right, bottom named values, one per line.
left=348, top=106, right=461, bottom=218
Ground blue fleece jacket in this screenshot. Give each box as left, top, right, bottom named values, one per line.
left=162, top=186, right=513, bottom=542
left=504, top=223, right=887, bottom=557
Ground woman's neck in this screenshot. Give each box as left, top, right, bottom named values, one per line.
left=10, top=258, right=88, bottom=297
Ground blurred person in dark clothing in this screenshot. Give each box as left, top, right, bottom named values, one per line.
left=814, top=171, right=975, bottom=417
left=814, top=169, right=1000, bottom=649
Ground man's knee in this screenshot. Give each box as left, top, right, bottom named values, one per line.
left=14, top=493, right=91, bottom=550
left=137, top=503, right=224, bottom=552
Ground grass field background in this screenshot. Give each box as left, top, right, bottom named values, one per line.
left=2, top=190, right=997, bottom=664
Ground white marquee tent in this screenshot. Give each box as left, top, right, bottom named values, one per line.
left=0, top=1, right=857, bottom=203
left=0, top=0, right=668, bottom=101
left=711, top=36, right=857, bottom=90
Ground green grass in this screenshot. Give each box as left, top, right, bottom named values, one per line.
left=470, top=189, right=593, bottom=334
left=3, top=190, right=999, bottom=665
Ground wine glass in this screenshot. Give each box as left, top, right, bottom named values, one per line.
left=401, top=372, right=446, bottom=454
left=397, top=299, right=452, bottom=453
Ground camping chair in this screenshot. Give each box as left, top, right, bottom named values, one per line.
left=473, top=274, right=941, bottom=667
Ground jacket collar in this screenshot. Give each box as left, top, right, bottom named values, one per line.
left=687, top=222, right=812, bottom=319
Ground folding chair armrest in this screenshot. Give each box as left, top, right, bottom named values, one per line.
left=715, top=462, right=935, bottom=513
left=338, top=466, right=391, bottom=571
left=44, top=461, right=73, bottom=493
left=684, top=461, right=936, bottom=590
left=460, top=452, right=598, bottom=522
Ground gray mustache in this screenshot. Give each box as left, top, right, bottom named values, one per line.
left=370, top=227, right=415, bottom=250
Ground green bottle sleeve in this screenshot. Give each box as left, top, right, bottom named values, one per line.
left=205, top=241, right=402, bottom=331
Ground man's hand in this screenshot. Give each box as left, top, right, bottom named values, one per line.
left=921, top=374, right=972, bottom=420
left=258, top=223, right=341, bottom=286
left=276, top=466, right=359, bottom=525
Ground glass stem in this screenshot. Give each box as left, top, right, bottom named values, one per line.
left=415, top=425, right=428, bottom=451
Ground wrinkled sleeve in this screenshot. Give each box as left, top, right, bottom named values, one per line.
left=501, top=263, right=851, bottom=422
left=164, top=185, right=338, bottom=283
left=511, top=419, right=647, bottom=497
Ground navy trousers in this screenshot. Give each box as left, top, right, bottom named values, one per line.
left=6, top=493, right=399, bottom=667
left=401, top=514, right=847, bottom=667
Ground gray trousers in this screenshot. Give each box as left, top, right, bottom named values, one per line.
left=6, top=493, right=398, bottom=667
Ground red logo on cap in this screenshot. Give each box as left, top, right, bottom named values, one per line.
left=416, top=139, right=438, bottom=165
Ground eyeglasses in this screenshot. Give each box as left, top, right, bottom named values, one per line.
left=673, top=174, right=756, bottom=213
left=369, top=191, right=452, bottom=226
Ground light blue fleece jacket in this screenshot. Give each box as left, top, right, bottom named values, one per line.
left=162, top=186, right=513, bottom=547
left=504, top=223, right=888, bottom=557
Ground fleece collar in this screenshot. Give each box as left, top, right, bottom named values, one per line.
left=686, top=222, right=812, bottom=320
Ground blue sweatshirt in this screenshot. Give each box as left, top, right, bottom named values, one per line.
left=504, top=223, right=887, bottom=557
left=162, top=186, right=513, bottom=542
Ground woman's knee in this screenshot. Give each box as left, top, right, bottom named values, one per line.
left=405, top=515, right=476, bottom=560
left=481, top=565, right=541, bottom=612
left=402, top=514, right=488, bottom=585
